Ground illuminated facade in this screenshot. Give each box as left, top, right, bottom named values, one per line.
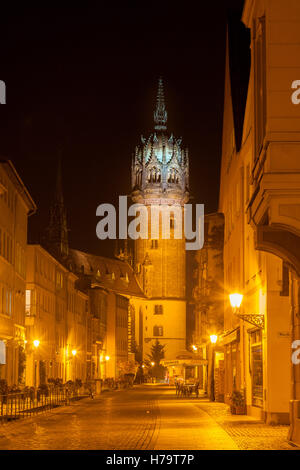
left=0, top=160, right=36, bottom=386
left=25, top=244, right=90, bottom=386
left=131, top=79, right=189, bottom=362
left=219, top=0, right=300, bottom=444
left=190, top=213, right=224, bottom=398
left=69, top=249, right=145, bottom=379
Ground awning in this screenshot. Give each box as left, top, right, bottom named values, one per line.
left=218, top=327, right=240, bottom=346
left=162, top=359, right=208, bottom=367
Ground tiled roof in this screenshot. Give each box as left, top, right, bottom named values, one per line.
left=69, top=249, right=145, bottom=298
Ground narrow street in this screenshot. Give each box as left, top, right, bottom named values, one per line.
left=0, top=386, right=295, bottom=450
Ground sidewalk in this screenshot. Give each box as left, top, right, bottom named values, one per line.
left=197, top=400, right=298, bottom=450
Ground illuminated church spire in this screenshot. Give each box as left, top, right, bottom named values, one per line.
left=154, top=77, right=167, bottom=131
left=132, top=79, right=189, bottom=201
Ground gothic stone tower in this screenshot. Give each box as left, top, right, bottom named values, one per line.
left=131, top=79, right=189, bottom=361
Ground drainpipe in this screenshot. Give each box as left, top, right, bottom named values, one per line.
left=241, top=166, right=246, bottom=396
left=288, top=273, right=296, bottom=441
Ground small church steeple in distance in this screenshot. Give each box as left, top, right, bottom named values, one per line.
left=45, top=150, right=69, bottom=260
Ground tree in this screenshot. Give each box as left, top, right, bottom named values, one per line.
left=147, top=339, right=166, bottom=366
left=147, top=340, right=167, bottom=380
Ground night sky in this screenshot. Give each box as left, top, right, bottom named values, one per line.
left=0, top=2, right=245, bottom=257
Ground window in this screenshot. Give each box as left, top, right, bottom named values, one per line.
left=246, top=164, right=250, bottom=203
left=250, top=330, right=263, bottom=408
left=154, top=305, right=163, bottom=315
left=254, top=16, right=266, bottom=159
left=25, top=290, right=31, bottom=316
left=153, top=325, right=163, bottom=336
left=56, top=271, right=63, bottom=288
left=151, top=240, right=158, bottom=249
left=280, top=262, right=289, bottom=297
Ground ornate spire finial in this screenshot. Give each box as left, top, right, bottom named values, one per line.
left=154, top=77, right=167, bottom=130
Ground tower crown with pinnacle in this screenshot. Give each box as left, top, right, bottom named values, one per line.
left=132, top=79, right=189, bottom=204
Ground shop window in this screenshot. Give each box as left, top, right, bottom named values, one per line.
left=250, top=330, right=263, bottom=407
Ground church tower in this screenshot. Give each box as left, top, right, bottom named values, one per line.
left=131, top=79, right=189, bottom=360
left=44, top=155, right=69, bottom=261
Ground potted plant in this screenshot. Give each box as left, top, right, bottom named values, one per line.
left=230, top=390, right=246, bottom=415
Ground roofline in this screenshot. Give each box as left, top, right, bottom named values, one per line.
left=27, top=243, right=70, bottom=274
left=0, top=159, right=37, bottom=215
left=242, top=0, right=255, bottom=29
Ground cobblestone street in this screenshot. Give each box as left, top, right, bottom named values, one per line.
left=0, top=385, right=298, bottom=450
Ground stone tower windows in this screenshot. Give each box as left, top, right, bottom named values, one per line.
left=147, top=167, right=161, bottom=183
left=167, top=168, right=179, bottom=184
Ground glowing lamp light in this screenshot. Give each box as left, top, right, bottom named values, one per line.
left=229, top=293, right=243, bottom=309
left=105, top=355, right=110, bottom=361
left=151, top=362, right=155, bottom=367
left=192, top=345, right=198, bottom=351
left=33, top=340, right=40, bottom=348
left=142, top=365, right=145, bottom=368
left=210, top=335, right=218, bottom=344
left=72, top=349, right=77, bottom=356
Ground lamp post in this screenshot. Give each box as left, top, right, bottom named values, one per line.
left=105, top=355, right=110, bottom=379
left=72, top=349, right=77, bottom=381
left=210, top=334, right=218, bottom=402
left=33, top=340, right=40, bottom=389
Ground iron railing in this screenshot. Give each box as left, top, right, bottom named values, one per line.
left=0, top=388, right=87, bottom=423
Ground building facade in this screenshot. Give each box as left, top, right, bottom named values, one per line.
left=219, top=0, right=300, bottom=444
left=0, top=160, right=36, bottom=386
left=25, top=244, right=90, bottom=386
left=69, top=249, right=145, bottom=379
left=190, top=212, right=224, bottom=398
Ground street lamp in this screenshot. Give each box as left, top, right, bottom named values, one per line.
left=210, top=335, right=218, bottom=344
left=151, top=362, right=155, bottom=367
left=33, top=339, right=40, bottom=348
left=229, top=292, right=264, bottom=329
left=229, top=293, right=243, bottom=310
left=72, top=349, right=77, bottom=356
left=105, top=355, right=110, bottom=361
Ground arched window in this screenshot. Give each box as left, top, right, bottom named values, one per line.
left=167, top=168, right=178, bottom=184
left=153, top=325, right=163, bottom=336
